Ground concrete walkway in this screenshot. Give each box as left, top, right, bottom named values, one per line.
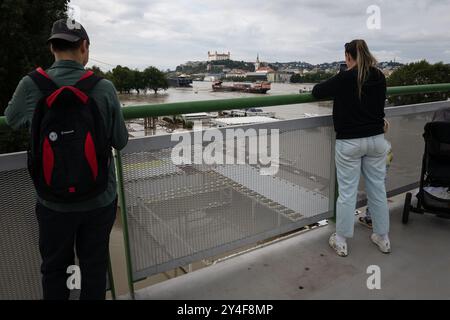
left=130, top=193, right=450, bottom=300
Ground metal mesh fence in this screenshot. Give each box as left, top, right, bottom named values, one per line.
left=0, top=166, right=42, bottom=300
left=121, top=122, right=335, bottom=280
left=0, top=101, right=446, bottom=297
left=0, top=156, right=113, bottom=300
left=384, top=111, right=435, bottom=193
left=121, top=103, right=447, bottom=282
left=356, top=110, right=436, bottom=203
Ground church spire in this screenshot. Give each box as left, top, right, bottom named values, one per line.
left=255, top=53, right=260, bottom=71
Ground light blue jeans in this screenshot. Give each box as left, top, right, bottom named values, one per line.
left=335, top=134, right=390, bottom=238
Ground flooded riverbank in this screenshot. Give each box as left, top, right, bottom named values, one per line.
left=118, top=81, right=332, bottom=121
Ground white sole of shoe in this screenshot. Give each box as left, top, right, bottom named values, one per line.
left=371, top=238, right=391, bottom=254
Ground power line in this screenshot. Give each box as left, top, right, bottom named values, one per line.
left=90, top=57, right=116, bottom=67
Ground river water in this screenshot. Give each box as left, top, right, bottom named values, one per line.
left=118, top=81, right=332, bottom=124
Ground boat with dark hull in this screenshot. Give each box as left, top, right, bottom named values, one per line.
left=168, top=76, right=193, bottom=87
left=212, top=81, right=271, bottom=94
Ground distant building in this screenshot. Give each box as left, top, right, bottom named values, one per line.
left=279, top=68, right=302, bottom=74
left=248, top=64, right=274, bottom=81
left=245, top=72, right=268, bottom=81
left=208, top=51, right=231, bottom=61
left=256, top=66, right=275, bottom=73
left=253, top=54, right=275, bottom=80
left=203, top=73, right=225, bottom=82
left=226, top=69, right=247, bottom=78
left=254, top=54, right=275, bottom=73
left=267, top=72, right=292, bottom=83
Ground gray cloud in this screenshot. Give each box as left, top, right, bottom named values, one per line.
left=70, top=0, right=450, bottom=70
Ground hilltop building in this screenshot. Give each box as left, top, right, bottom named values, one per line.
left=208, top=51, right=231, bottom=61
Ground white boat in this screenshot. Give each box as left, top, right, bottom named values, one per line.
left=208, top=112, right=219, bottom=118
left=245, top=108, right=275, bottom=118
left=231, top=110, right=247, bottom=117
left=224, top=108, right=275, bottom=118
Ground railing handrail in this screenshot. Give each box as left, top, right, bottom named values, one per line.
left=0, top=83, right=449, bottom=130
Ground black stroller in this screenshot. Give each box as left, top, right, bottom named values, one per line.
left=402, top=113, right=450, bottom=224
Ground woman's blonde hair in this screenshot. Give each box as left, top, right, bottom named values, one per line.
left=345, top=39, right=378, bottom=99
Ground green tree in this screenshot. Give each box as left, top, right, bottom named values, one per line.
left=210, top=60, right=255, bottom=72
left=87, top=65, right=105, bottom=77
left=104, top=70, right=113, bottom=82
left=132, top=69, right=146, bottom=94
left=387, top=60, right=450, bottom=106
left=0, top=0, right=69, bottom=114
left=143, top=67, right=168, bottom=94
left=0, top=0, right=69, bottom=154
left=290, top=74, right=302, bottom=83
left=106, top=67, right=153, bottom=94
left=110, top=65, right=134, bottom=93
left=290, top=71, right=335, bottom=83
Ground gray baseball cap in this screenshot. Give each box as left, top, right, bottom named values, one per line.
left=47, top=19, right=90, bottom=44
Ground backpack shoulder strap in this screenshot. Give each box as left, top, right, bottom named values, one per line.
left=28, top=67, right=59, bottom=95
left=75, top=71, right=103, bottom=93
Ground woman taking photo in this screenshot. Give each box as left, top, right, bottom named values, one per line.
left=312, top=39, right=391, bottom=257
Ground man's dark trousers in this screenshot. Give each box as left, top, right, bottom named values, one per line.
left=36, top=199, right=117, bottom=300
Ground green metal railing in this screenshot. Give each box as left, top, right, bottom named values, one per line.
left=120, top=83, right=450, bottom=119
left=113, top=149, right=135, bottom=300
left=0, top=83, right=449, bottom=129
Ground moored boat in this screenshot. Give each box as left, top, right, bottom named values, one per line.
left=168, top=75, right=193, bottom=87
left=212, top=81, right=271, bottom=94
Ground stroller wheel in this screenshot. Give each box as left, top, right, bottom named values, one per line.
left=402, top=192, right=412, bottom=224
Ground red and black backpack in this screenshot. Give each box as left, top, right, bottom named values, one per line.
left=27, top=67, right=111, bottom=203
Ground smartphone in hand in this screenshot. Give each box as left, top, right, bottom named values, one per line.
left=339, top=63, right=347, bottom=73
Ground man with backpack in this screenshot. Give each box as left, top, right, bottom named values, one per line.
left=5, top=19, right=128, bottom=300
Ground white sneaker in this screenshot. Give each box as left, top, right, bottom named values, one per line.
left=329, top=233, right=348, bottom=257
left=371, top=233, right=391, bottom=254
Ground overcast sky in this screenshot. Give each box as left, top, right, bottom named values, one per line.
left=69, top=0, right=450, bottom=71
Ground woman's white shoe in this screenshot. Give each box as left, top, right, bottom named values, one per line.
left=371, top=233, right=391, bottom=253
left=329, top=233, right=348, bottom=257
